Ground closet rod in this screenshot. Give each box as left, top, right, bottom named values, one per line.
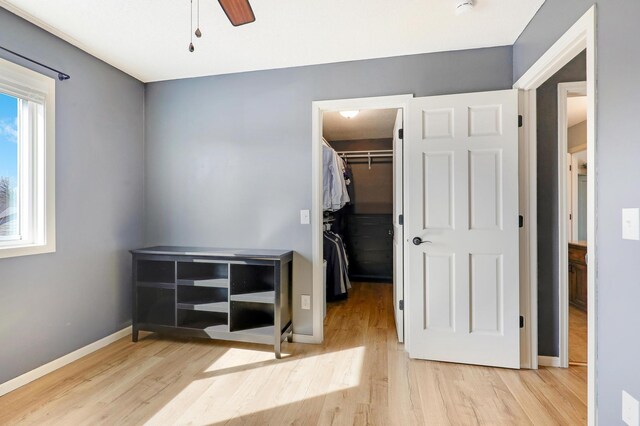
left=336, top=149, right=392, bottom=156
left=336, top=150, right=393, bottom=169
left=338, top=154, right=392, bottom=158
left=0, top=46, right=71, bottom=81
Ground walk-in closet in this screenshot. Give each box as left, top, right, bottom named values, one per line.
left=321, top=108, right=401, bottom=314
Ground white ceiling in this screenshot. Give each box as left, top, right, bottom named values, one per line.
left=567, top=96, right=587, bottom=127
left=323, top=109, right=398, bottom=141
left=0, top=0, right=545, bottom=83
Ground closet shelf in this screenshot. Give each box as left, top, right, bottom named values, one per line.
left=336, top=149, right=393, bottom=158
left=177, top=278, right=229, bottom=288
left=230, top=291, right=275, bottom=304
left=177, top=301, right=229, bottom=313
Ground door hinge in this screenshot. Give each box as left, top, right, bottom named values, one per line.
left=520, top=315, right=524, bottom=328
left=398, top=128, right=404, bottom=140
left=518, top=115, right=523, bottom=128
left=399, top=214, right=404, bottom=225
left=569, top=165, right=572, bottom=171
left=399, top=300, right=404, bottom=311
left=569, top=213, right=572, bottom=221
left=519, top=215, right=524, bottom=228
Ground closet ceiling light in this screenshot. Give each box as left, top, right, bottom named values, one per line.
left=339, top=110, right=359, bottom=119
left=455, top=0, right=474, bottom=15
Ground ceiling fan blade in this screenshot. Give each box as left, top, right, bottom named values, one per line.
left=218, top=0, right=255, bottom=26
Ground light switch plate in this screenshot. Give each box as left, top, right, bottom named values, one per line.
left=622, top=208, right=640, bottom=240
left=300, top=209, right=310, bottom=225
left=301, top=295, right=311, bottom=310
left=623, top=390, right=640, bottom=426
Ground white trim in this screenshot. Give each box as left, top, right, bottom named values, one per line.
left=557, top=81, right=587, bottom=370
left=0, top=326, right=132, bottom=397
left=0, top=56, right=56, bottom=260
left=518, top=89, right=537, bottom=369
left=291, top=333, right=319, bottom=344
left=538, top=355, right=562, bottom=368
left=310, top=94, right=412, bottom=346
left=514, top=11, right=591, bottom=90
left=514, top=6, right=597, bottom=425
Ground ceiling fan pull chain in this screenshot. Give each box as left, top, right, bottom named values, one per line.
left=195, top=0, right=202, bottom=38
left=189, top=0, right=195, bottom=52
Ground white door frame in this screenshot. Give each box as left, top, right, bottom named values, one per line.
left=307, top=94, right=412, bottom=345
left=558, top=81, right=587, bottom=370
left=513, top=5, right=597, bottom=425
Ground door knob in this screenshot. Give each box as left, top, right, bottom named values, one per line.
left=412, top=237, right=431, bottom=246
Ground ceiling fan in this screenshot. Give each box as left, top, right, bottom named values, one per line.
left=188, top=0, right=255, bottom=52
left=217, top=0, right=256, bottom=26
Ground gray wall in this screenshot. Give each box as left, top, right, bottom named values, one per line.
left=536, top=52, right=586, bottom=357
left=144, top=46, right=513, bottom=335
left=514, top=1, right=640, bottom=423
left=0, top=10, right=144, bottom=383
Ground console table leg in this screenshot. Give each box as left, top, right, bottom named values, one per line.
left=275, top=339, right=282, bottom=359
left=132, top=328, right=139, bottom=342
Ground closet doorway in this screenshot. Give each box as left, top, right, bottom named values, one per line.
left=311, top=95, right=411, bottom=345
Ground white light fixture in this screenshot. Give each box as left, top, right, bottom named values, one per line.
left=455, top=0, right=474, bottom=15
left=339, top=110, right=359, bottom=119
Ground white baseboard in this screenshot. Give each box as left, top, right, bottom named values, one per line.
left=0, top=326, right=132, bottom=397
left=292, top=333, right=321, bottom=344
left=538, top=355, right=562, bottom=367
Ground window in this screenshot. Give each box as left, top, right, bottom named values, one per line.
left=0, top=57, right=55, bottom=259
left=0, top=93, right=19, bottom=240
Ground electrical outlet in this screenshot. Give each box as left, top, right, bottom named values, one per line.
left=623, top=390, right=640, bottom=426
left=301, top=295, right=311, bottom=310
left=300, top=209, right=310, bottom=225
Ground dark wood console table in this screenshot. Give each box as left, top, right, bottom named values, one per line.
left=130, top=246, right=293, bottom=358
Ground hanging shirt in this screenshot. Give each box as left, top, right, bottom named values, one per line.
left=338, top=157, right=350, bottom=207
left=323, top=230, right=351, bottom=297
left=323, top=231, right=346, bottom=298
left=322, top=143, right=350, bottom=211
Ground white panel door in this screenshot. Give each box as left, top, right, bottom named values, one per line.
left=392, top=109, right=404, bottom=342
left=406, top=89, right=520, bottom=368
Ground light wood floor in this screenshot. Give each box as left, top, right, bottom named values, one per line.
left=0, top=283, right=587, bottom=425
left=569, top=306, right=588, bottom=365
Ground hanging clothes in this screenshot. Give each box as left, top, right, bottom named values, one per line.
left=323, top=230, right=351, bottom=300
left=331, top=162, right=354, bottom=238
left=322, top=140, right=350, bottom=211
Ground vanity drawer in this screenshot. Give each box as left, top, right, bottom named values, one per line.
left=569, top=244, right=587, bottom=264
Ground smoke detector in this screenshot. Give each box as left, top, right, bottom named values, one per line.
left=456, top=0, right=474, bottom=15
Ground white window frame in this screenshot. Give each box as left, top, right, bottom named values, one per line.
left=0, top=57, right=55, bottom=259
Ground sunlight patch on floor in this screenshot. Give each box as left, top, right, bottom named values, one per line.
left=144, top=346, right=366, bottom=425
left=203, top=347, right=276, bottom=373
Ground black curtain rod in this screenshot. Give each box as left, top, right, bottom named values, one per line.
left=0, top=46, right=70, bottom=81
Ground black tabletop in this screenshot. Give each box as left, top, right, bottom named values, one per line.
left=130, top=246, right=293, bottom=261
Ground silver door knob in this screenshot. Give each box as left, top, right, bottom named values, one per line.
left=412, top=237, right=431, bottom=246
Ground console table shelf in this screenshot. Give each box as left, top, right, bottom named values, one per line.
left=230, top=291, right=275, bottom=304
left=131, top=246, right=293, bottom=358
left=177, top=278, right=229, bottom=288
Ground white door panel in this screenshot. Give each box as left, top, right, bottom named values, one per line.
left=407, top=89, right=520, bottom=369
left=392, top=109, right=404, bottom=343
